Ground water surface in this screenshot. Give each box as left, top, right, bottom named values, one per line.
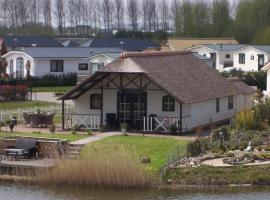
left=1, top=184, right=270, bottom=200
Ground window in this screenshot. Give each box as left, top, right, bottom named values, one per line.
left=239, top=53, right=245, bottom=64
left=228, top=95, right=234, bottom=110
left=50, top=60, right=64, bottom=72
left=162, top=95, right=175, bottom=112
left=90, top=94, right=101, bottom=109
left=78, top=63, right=88, bottom=71
left=216, top=98, right=220, bottom=113
left=16, top=57, right=24, bottom=78
left=225, top=54, right=230, bottom=59
left=10, top=59, right=14, bottom=74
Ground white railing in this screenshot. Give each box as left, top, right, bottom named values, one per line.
left=143, top=116, right=190, bottom=132
left=65, top=113, right=100, bottom=130
left=0, top=104, right=74, bottom=123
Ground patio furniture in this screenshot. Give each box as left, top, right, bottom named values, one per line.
left=5, top=138, right=37, bottom=159
left=43, top=113, right=55, bottom=127
left=23, top=113, right=31, bottom=126
left=29, top=113, right=55, bottom=127
left=29, top=113, right=44, bottom=127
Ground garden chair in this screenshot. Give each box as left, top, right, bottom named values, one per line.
left=43, top=113, right=55, bottom=127
left=29, top=114, right=43, bottom=127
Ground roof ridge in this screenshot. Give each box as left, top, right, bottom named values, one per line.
left=121, top=50, right=191, bottom=58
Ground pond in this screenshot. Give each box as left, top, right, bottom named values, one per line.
left=1, top=184, right=270, bottom=200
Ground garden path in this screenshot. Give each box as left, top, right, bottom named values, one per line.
left=201, top=158, right=270, bottom=167
left=70, top=132, right=120, bottom=145
left=33, top=92, right=74, bottom=105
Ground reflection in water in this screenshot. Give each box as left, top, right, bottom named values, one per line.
left=0, top=184, right=270, bottom=200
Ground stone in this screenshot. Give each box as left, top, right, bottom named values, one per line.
left=141, top=156, right=151, bottom=164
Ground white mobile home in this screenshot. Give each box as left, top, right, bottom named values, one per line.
left=187, top=44, right=245, bottom=72
left=2, top=47, right=122, bottom=78
left=233, top=46, right=270, bottom=71
left=59, top=51, right=255, bottom=133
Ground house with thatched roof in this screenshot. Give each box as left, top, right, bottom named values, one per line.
left=59, top=51, right=255, bottom=133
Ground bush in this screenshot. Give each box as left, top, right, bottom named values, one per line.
left=235, top=110, right=255, bottom=131
left=222, top=69, right=266, bottom=91
left=169, top=123, right=178, bottom=135
left=0, top=84, right=28, bottom=101
left=187, top=138, right=210, bottom=157
left=0, top=73, right=77, bottom=87
left=210, top=126, right=231, bottom=141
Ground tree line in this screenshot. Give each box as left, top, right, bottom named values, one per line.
left=0, top=0, right=270, bottom=44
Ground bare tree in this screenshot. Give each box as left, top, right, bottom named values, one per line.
left=41, top=0, right=51, bottom=26
left=141, top=0, right=148, bottom=31
left=127, top=0, right=139, bottom=31
left=114, top=0, right=124, bottom=30
left=171, top=0, right=181, bottom=33
left=54, top=0, right=65, bottom=35
left=160, top=0, right=169, bottom=32
left=101, top=0, right=114, bottom=31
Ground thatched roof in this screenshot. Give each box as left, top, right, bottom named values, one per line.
left=60, top=51, right=254, bottom=103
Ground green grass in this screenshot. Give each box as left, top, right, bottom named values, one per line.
left=82, top=135, right=188, bottom=173
left=0, top=101, right=57, bottom=111
left=32, top=86, right=72, bottom=93
left=165, top=165, right=270, bottom=185
left=0, top=131, right=88, bottom=142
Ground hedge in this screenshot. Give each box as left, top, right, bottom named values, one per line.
left=0, top=84, right=28, bottom=101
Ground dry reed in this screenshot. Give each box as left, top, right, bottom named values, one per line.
left=37, top=145, right=151, bottom=188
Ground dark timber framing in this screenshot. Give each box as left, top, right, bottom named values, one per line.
left=59, top=72, right=184, bottom=133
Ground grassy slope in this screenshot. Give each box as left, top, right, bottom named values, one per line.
left=32, top=86, right=72, bottom=93
left=82, top=135, right=188, bottom=173
left=166, top=165, right=270, bottom=185
left=0, top=131, right=88, bottom=142
left=0, top=101, right=57, bottom=110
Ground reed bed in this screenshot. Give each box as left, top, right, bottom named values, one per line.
left=38, top=145, right=152, bottom=188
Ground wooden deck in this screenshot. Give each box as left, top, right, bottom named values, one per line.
left=0, top=158, right=56, bottom=176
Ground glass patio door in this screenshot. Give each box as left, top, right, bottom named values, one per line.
left=117, top=90, right=147, bottom=130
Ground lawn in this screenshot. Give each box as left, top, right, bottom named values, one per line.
left=32, top=86, right=72, bottom=93
left=0, top=131, right=88, bottom=142
left=81, top=135, right=188, bottom=173
left=0, top=101, right=57, bottom=111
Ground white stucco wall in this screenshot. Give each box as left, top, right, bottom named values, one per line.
left=3, top=52, right=116, bottom=77
left=267, top=70, right=270, bottom=94
left=189, top=46, right=234, bottom=72
left=233, top=47, right=269, bottom=71
left=34, top=58, right=90, bottom=77
left=4, top=52, right=35, bottom=77
left=74, top=87, right=253, bottom=131
left=87, top=55, right=115, bottom=74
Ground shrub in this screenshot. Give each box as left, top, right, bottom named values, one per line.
left=0, top=84, right=28, bottom=101
left=71, top=129, right=76, bottom=135
left=210, top=126, right=230, bottom=141
left=187, top=138, right=210, bottom=157
left=169, top=123, right=178, bottom=135
left=85, top=129, right=92, bottom=135
left=235, top=110, right=255, bottom=131
left=48, top=124, right=56, bottom=134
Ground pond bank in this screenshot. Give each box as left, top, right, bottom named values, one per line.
left=165, top=164, right=270, bottom=186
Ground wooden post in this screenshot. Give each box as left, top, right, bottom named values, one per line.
left=180, top=103, right=183, bottom=133
left=62, top=100, right=65, bottom=130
